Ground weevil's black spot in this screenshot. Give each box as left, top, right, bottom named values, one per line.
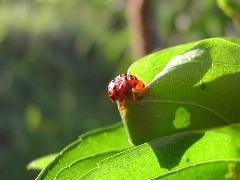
left=113, top=85, right=117, bottom=90
left=200, top=83, right=206, bottom=90
left=124, top=90, right=130, bottom=96
left=125, top=84, right=130, bottom=90
left=111, top=96, right=116, bottom=101
left=134, top=83, right=137, bottom=86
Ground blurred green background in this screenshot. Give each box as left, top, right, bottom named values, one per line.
left=0, top=0, right=239, bottom=179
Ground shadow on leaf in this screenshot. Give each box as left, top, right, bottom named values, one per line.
left=148, top=132, right=204, bottom=169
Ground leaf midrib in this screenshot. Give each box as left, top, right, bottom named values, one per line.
left=143, top=99, right=227, bottom=124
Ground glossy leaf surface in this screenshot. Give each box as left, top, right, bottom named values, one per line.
left=153, top=159, right=240, bottom=180
left=37, top=123, right=131, bottom=179
left=83, top=131, right=240, bottom=179
left=123, top=38, right=240, bottom=145
left=27, top=153, right=57, bottom=171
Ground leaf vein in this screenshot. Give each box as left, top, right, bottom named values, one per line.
left=144, top=99, right=227, bottom=124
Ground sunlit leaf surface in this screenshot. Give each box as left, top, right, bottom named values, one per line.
left=35, top=38, right=240, bottom=179
left=36, top=123, right=131, bottom=180
left=83, top=131, right=240, bottom=179
left=27, top=153, right=57, bottom=171
left=124, top=38, right=240, bottom=145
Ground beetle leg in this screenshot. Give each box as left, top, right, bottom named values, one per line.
left=118, top=97, right=126, bottom=110
left=130, top=89, right=144, bottom=107
left=131, top=90, right=136, bottom=102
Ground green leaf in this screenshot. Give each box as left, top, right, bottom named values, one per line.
left=36, top=123, right=132, bottom=179
left=27, top=153, right=58, bottom=171
left=55, top=151, right=117, bottom=179
left=122, top=37, right=240, bottom=145
left=215, top=125, right=240, bottom=149
left=152, top=159, right=240, bottom=180
left=82, top=131, right=240, bottom=179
